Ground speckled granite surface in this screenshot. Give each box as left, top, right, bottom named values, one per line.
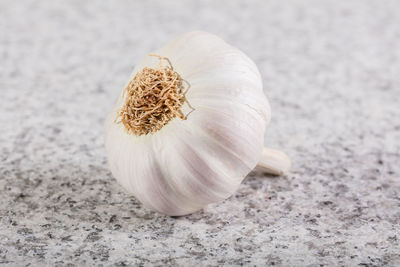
left=1, top=0, right=400, bottom=266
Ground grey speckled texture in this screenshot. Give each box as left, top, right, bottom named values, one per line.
left=1, top=0, right=400, bottom=266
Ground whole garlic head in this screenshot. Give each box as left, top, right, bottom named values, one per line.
left=105, top=31, right=285, bottom=216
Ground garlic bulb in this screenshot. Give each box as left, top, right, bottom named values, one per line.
left=104, top=31, right=290, bottom=216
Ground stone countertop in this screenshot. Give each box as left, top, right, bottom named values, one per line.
left=1, top=0, right=399, bottom=266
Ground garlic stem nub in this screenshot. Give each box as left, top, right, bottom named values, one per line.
left=256, top=147, right=291, bottom=175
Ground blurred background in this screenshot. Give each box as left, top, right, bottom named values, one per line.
left=1, top=0, right=399, bottom=265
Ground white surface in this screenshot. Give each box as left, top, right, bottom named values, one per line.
left=1, top=0, right=399, bottom=265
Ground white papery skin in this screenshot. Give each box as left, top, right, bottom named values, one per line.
left=104, top=31, right=270, bottom=216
